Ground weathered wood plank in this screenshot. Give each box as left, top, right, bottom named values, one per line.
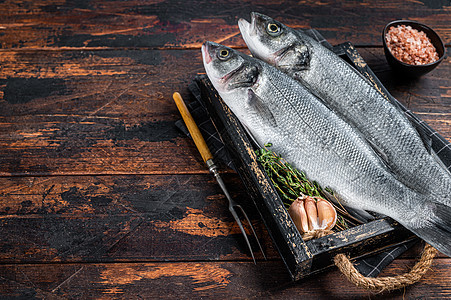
left=0, top=259, right=450, bottom=299
left=0, top=1, right=449, bottom=299
left=0, top=174, right=273, bottom=263
left=0, top=0, right=449, bottom=49
left=0, top=174, right=447, bottom=264
left=0, top=49, right=206, bottom=176
left=0, top=48, right=449, bottom=176
left=0, top=117, right=206, bottom=176
left=1, top=48, right=448, bottom=116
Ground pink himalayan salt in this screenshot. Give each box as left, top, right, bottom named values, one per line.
left=385, top=25, right=439, bottom=65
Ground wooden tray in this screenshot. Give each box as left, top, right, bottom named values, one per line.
left=194, top=43, right=423, bottom=281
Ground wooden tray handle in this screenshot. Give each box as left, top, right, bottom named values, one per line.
left=334, top=243, right=437, bottom=292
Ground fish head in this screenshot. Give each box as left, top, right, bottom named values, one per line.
left=238, top=12, right=311, bottom=75
left=201, top=41, right=260, bottom=95
left=202, top=41, right=269, bottom=133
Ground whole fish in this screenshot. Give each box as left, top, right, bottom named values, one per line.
left=201, top=41, right=451, bottom=257
left=238, top=13, right=451, bottom=206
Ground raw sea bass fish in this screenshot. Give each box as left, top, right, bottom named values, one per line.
left=238, top=13, right=451, bottom=205
left=201, top=41, right=451, bottom=257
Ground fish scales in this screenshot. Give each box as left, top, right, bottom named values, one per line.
left=239, top=13, right=451, bottom=205
left=252, top=59, right=412, bottom=217
left=201, top=41, right=451, bottom=257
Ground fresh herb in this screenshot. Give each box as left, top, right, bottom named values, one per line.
left=255, top=143, right=322, bottom=205
left=255, top=144, right=361, bottom=230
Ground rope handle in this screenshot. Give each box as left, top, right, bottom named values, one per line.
left=303, top=230, right=438, bottom=293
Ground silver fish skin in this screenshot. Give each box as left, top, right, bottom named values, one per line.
left=238, top=12, right=451, bottom=205
left=201, top=41, right=451, bottom=257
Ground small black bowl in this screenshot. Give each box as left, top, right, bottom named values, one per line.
left=382, top=20, right=445, bottom=77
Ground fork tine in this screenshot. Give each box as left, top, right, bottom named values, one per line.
left=235, top=204, right=267, bottom=260
left=172, top=92, right=264, bottom=264
left=228, top=206, right=257, bottom=264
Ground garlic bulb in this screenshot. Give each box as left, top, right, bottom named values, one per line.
left=288, top=198, right=309, bottom=234
left=288, top=196, right=337, bottom=234
left=316, top=198, right=337, bottom=230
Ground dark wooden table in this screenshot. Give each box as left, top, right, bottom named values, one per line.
left=1, top=1, right=450, bottom=299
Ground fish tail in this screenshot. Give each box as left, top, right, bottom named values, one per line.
left=406, top=202, right=451, bottom=257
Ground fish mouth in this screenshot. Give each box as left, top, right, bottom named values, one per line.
left=202, top=41, right=241, bottom=83
left=201, top=42, right=212, bottom=64
left=202, top=41, right=258, bottom=89
left=238, top=18, right=254, bottom=59
left=250, top=12, right=265, bottom=33
left=238, top=14, right=257, bottom=37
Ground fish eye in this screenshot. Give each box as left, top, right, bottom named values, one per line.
left=218, top=49, right=231, bottom=60
left=267, top=23, right=281, bottom=36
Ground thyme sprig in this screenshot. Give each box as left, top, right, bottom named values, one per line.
left=255, top=144, right=322, bottom=205
left=255, top=144, right=361, bottom=230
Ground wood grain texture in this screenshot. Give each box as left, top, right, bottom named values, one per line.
left=0, top=0, right=449, bottom=49
left=0, top=259, right=450, bottom=299
left=0, top=49, right=205, bottom=175
left=0, top=174, right=273, bottom=263
left=1, top=0, right=450, bottom=298
left=0, top=174, right=446, bottom=264
left=1, top=48, right=449, bottom=176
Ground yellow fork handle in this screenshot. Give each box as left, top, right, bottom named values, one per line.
left=172, top=92, right=213, bottom=163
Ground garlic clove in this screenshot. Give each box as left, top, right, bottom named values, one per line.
left=316, top=198, right=337, bottom=230
left=304, top=196, right=319, bottom=231
left=288, top=198, right=309, bottom=234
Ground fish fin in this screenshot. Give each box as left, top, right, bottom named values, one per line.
left=405, top=202, right=451, bottom=257
left=348, top=207, right=377, bottom=223
left=248, top=89, right=277, bottom=127
left=404, top=113, right=433, bottom=154
left=322, top=190, right=375, bottom=223
left=365, top=138, right=390, bottom=165
left=361, top=136, right=404, bottom=181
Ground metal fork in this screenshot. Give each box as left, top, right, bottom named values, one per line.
left=173, top=92, right=266, bottom=264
